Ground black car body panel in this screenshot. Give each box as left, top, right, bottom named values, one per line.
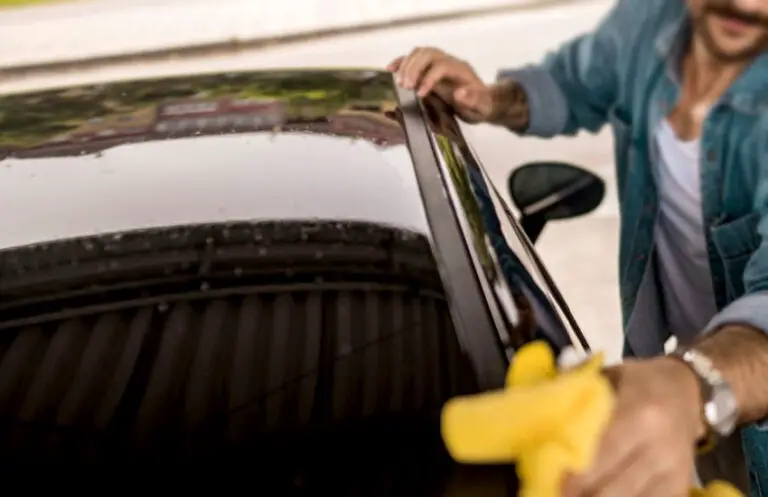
left=0, top=70, right=583, bottom=490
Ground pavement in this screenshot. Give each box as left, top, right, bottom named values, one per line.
left=0, top=0, right=571, bottom=72
left=0, top=0, right=623, bottom=361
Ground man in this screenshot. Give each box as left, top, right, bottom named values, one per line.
left=388, top=0, right=768, bottom=496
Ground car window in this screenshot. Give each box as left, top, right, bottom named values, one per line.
left=420, top=96, right=581, bottom=356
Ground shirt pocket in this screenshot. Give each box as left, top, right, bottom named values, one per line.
left=710, top=211, right=762, bottom=301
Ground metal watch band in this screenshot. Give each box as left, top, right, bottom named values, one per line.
left=669, top=347, right=739, bottom=454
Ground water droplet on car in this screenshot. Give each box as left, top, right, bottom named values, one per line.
left=315, top=251, right=324, bottom=259
left=112, top=233, right=123, bottom=241
left=200, top=282, right=210, bottom=292
left=258, top=247, right=268, bottom=256
left=234, top=267, right=243, bottom=277
left=157, top=302, right=169, bottom=313
left=205, top=236, right=214, bottom=246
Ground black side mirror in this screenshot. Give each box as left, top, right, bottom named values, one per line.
left=508, top=161, right=605, bottom=244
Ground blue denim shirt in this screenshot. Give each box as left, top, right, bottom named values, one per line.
left=499, top=0, right=768, bottom=493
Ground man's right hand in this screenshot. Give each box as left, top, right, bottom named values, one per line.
left=386, top=47, right=493, bottom=123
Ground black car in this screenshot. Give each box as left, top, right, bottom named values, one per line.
left=0, top=70, right=605, bottom=491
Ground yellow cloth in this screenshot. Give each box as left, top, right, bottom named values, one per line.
left=440, top=341, right=743, bottom=497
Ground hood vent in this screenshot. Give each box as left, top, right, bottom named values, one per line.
left=0, top=221, right=443, bottom=330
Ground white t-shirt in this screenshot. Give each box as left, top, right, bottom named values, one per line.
left=653, top=119, right=718, bottom=345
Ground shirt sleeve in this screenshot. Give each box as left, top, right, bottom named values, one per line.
left=495, top=0, right=642, bottom=138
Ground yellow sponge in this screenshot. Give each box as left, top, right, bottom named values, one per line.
left=440, top=341, right=743, bottom=497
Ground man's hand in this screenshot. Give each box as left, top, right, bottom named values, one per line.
left=387, top=47, right=532, bottom=130
left=565, top=357, right=706, bottom=497
left=386, top=47, right=493, bottom=123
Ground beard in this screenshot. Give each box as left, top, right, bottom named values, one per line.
left=693, top=0, right=768, bottom=61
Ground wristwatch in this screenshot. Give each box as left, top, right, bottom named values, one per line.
left=669, top=347, right=740, bottom=454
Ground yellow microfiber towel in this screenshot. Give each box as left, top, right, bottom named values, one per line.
left=440, top=341, right=743, bottom=497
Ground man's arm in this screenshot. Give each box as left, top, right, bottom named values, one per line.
left=495, top=0, right=663, bottom=138
left=694, top=326, right=768, bottom=425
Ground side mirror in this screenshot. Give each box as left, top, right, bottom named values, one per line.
left=508, top=161, right=605, bottom=244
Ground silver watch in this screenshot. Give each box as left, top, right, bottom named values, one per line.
left=670, top=347, right=740, bottom=450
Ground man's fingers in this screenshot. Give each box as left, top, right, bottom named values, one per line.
left=575, top=411, right=642, bottom=491
left=561, top=473, right=581, bottom=497
left=386, top=56, right=404, bottom=73
left=417, top=63, right=451, bottom=97
left=391, top=47, right=487, bottom=118
left=399, top=47, right=444, bottom=90
left=516, top=446, right=571, bottom=497
left=396, top=47, right=424, bottom=88
left=580, top=452, right=658, bottom=497
left=620, top=476, right=689, bottom=497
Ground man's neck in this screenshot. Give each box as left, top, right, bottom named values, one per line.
left=685, top=37, right=749, bottom=100
left=667, top=36, right=749, bottom=140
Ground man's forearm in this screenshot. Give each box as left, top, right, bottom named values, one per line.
left=486, top=80, right=531, bottom=133
left=696, top=326, right=768, bottom=424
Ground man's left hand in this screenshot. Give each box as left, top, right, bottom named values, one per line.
left=564, top=357, right=706, bottom=497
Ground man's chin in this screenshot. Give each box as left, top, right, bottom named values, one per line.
left=701, top=32, right=765, bottom=61
left=700, top=19, right=768, bottom=62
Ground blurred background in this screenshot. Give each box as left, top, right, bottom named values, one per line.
left=0, top=0, right=620, bottom=360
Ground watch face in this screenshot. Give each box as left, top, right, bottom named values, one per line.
left=675, top=348, right=740, bottom=438
left=707, top=384, right=739, bottom=436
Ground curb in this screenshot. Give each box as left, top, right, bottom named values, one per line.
left=0, top=0, right=578, bottom=80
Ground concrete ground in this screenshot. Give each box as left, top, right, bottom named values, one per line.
left=0, top=0, right=622, bottom=361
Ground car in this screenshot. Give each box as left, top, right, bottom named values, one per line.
left=0, top=69, right=605, bottom=490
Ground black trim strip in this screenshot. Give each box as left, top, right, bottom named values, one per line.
left=396, top=88, right=507, bottom=390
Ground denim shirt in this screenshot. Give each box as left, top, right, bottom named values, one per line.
left=498, top=0, right=768, bottom=493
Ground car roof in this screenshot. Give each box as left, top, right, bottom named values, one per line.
left=0, top=69, right=430, bottom=250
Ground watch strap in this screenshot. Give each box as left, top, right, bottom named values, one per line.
left=669, top=347, right=734, bottom=455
